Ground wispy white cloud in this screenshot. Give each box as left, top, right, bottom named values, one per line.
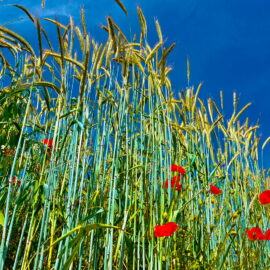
left=34, top=1, right=81, bottom=19
left=0, top=0, right=80, bottom=21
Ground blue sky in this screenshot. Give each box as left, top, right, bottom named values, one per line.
left=1, top=0, right=270, bottom=168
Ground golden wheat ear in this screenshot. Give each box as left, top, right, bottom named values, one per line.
left=187, top=56, right=190, bottom=85
left=107, top=16, right=117, bottom=52
left=114, top=0, right=128, bottom=16
left=36, top=16, right=43, bottom=66
left=11, top=5, right=53, bottom=50
left=137, top=5, right=147, bottom=37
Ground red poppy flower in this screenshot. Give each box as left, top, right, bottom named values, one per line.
left=264, top=229, right=270, bottom=240
left=154, top=222, right=178, bottom=237
left=165, top=176, right=182, bottom=191
left=171, top=164, right=186, bottom=175
left=8, top=176, right=16, bottom=184
left=42, top=139, right=57, bottom=152
left=17, top=180, right=22, bottom=188
left=2, top=147, right=15, bottom=156
left=259, top=190, right=270, bottom=205
left=210, top=185, right=222, bottom=194
left=42, top=139, right=54, bottom=148
left=246, top=227, right=264, bottom=240
left=3, top=148, right=8, bottom=156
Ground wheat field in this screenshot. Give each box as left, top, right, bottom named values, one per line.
left=0, top=2, right=270, bottom=269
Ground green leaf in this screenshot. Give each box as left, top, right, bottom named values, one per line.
left=41, top=223, right=132, bottom=255
left=0, top=191, right=7, bottom=210
left=82, top=208, right=104, bottom=221
left=0, top=210, right=5, bottom=226
left=218, top=235, right=236, bottom=270
left=75, top=119, right=84, bottom=131
left=57, top=230, right=84, bottom=260
left=62, top=231, right=84, bottom=270
left=190, top=262, right=200, bottom=269
left=43, top=183, right=49, bottom=199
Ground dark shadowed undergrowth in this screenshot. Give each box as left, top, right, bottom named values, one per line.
left=0, top=3, right=270, bottom=269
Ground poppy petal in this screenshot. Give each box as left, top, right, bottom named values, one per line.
left=165, top=176, right=182, bottom=191
left=48, top=139, right=54, bottom=148
left=42, top=139, right=48, bottom=145
left=163, top=222, right=178, bottom=236
left=246, top=227, right=264, bottom=240
left=210, top=185, right=222, bottom=194
left=42, top=139, right=57, bottom=151
left=154, top=225, right=166, bottom=237
left=171, top=164, right=186, bottom=175
left=264, top=229, right=270, bottom=240
left=259, top=190, right=270, bottom=205
left=154, top=222, right=178, bottom=237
